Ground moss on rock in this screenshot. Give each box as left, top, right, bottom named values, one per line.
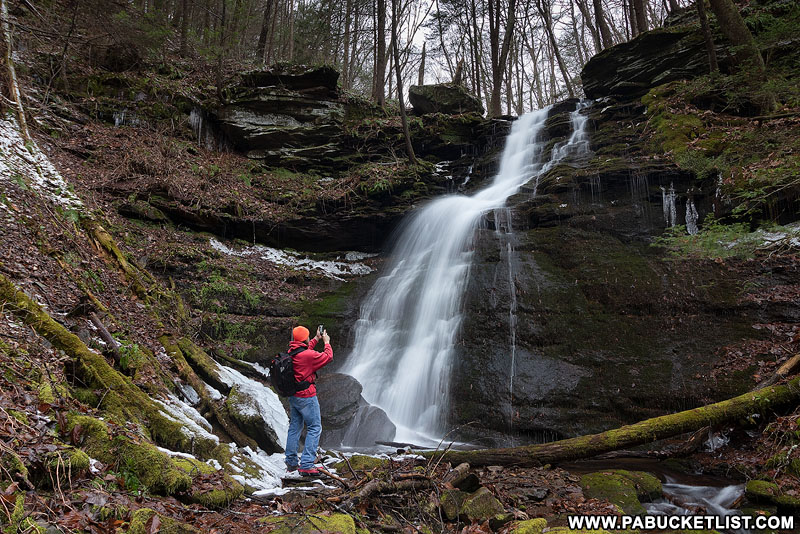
left=440, top=489, right=469, bottom=521
left=332, top=454, right=386, bottom=472
left=258, top=513, right=356, bottom=534
left=509, top=518, right=547, bottom=534
left=173, top=457, right=244, bottom=507
left=461, top=486, right=505, bottom=522
left=66, top=414, right=190, bottom=495
left=128, top=508, right=201, bottom=534
left=580, top=470, right=661, bottom=514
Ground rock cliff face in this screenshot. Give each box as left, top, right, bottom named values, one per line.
left=447, top=98, right=799, bottom=444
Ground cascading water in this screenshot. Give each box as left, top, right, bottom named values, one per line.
left=343, top=102, right=591, bottom=444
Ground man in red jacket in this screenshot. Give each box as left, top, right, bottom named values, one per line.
left=285, top=325, right=333, bottom=476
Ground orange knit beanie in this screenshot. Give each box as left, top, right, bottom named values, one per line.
left=292, top=326, right=310, bottom=342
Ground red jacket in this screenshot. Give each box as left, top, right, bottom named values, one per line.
left=289, top=338, right=333, bottom=397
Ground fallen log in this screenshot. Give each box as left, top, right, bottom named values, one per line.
left=426, top=375, right=800, bottom=467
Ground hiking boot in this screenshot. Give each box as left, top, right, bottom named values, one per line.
left=298, top=467, right=322, bottom=477
left=286, top=464, right=299, bottom=473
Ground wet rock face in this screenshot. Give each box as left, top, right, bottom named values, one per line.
left=316, top=373, right=396, bottom=448
left=409, top=83, right=485, bottom=115
left=215, top=66, right=350, bottom=170
left=447, top=100, right=787, bottom=444
left=581, top=25, right=709, bottom=100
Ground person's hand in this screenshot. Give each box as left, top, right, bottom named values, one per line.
left=322, top=331, right=330, bottom=345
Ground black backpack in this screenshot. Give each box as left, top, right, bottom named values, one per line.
left=268, top=346, right=311, bottom=397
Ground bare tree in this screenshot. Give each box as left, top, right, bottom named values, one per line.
left=487, top=0, right=517, bottom=117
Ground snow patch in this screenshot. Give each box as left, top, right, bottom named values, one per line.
left=229, top=446, right=286, bottom=491
left=205, top=383, right=223, bottom=400
left=156, top=447, right=198, bottom=460
left=154, top=394, right=219, bottom=445
left=0, top=118, right=83, bottom=211
left=250, top=361, right=271, bottom=379
left=210, top=238, right=374, bottom=280
left=216, top=364, right=289, bottom=447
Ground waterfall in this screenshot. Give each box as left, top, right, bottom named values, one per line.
left=343, top=102, right=592, bottom=444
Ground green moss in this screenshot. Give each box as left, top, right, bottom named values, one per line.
left=258, top=514, right=356, bottom=534
left=580, top=470, right=661, bottom=515
left=510, top=518, right=547, bottom=534
left=440, top=489, right=469, bottom=520
left=332, top=454, right=386, bottom=472
left=128, top=508, right=201, bottom=534
left=45, top=447, right=91, bottom=473
left=37, top=381, right=67, bottom=405
left=7, top=410, right=28, bottom=425
left=0, top=452, right=28, bottom=480
left=461, top=486, right=505, bottom=522
left=173, top=457, right=244, bottom=507
left=1, top=494, right=44, bottom=534
left=115, top=436, right=191, bottom=494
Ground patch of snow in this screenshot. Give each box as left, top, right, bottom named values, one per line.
left=229, top=446, right=285, bottom=491
left=216, top=364, right=288, bottom=447
left=250, top=361, right=271, bottom=379
left=206, top=459, right=223, bottom=470
left=89, top=458, right=104, bottom=474
left=210, top=238, right=373, bottom=280
left=156, top=447, right=197, bottom=460
left=0, top=118, right=84, bottom=210
left=177, top=383, right=201, bottom=406
left=205, top=383, right=223, bottom=400
left=154, top=394, right=219, bottom=445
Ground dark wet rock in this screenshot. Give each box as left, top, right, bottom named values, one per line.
left=316, top=373, right=363, bottom=428
left=317, top=373, right=396, bottom=448
left=92, top=42, right=141, bottom=72
left=409, top=83, right=484, bottom=115
left=215, top=67, right=349, bottom=170
left=581, top=24, right=709, bottom=100
left=448, top=97, right=798, bottom=443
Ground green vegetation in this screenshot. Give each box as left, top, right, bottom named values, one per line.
left=653, top=217, right=800, bottom=259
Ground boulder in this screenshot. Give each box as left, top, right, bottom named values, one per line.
left=212, top=65, right=358, bottom=171
left=581, top=24, right=709, bottom=100
left=317, top=373, right=363, bottom=428
left=225, top=384, right=286, bottom=453
left=579, top=470, right=662, bottom=515
left=409, top=83, right=484, bottom=115
left=317, top=373, right=396, bottom=447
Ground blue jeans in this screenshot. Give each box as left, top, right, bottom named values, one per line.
left=285, top=395, right=322, bottom=469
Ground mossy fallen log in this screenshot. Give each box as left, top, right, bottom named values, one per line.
left=0, top=273, right=190, bottom=453
left=429, top=375, right=800, bottom=467
left=160, top=335, right=260, bottom=451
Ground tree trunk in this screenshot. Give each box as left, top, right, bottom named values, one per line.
left=632, top=0, right=648, bottom=34
left=1, top=0, right=29, bottom=141
left=575, top=0, right=601, bottom=52
left=488, top=0, right=517, bottom=117
left=627, top=0, right=638, bottom=38
left=257, top=0, right=273, bottom=61
left=570, top=0, right=586, bottom=66
left=179, top=0, right=190, bottom=57
left=707, top=0, right=773, bottom=110
left=537, top=0, right=575, bottom=98
left=418, top=41, right=426, bottom=85
left=426, top=374, right=800, bottom=467
left=391, top=0, right=416, bottom=165
left=696, top=0, right=718, bottom=72
left=593, top=0, right=613, bottom=48
left=373, top=0, right=387, bottom=106
left=342, top=0, right=353, bottom=88
left=287, top=0, right=295, bottom=61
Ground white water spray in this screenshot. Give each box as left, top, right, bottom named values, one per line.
left=343, top=102, right=591, bottom=444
